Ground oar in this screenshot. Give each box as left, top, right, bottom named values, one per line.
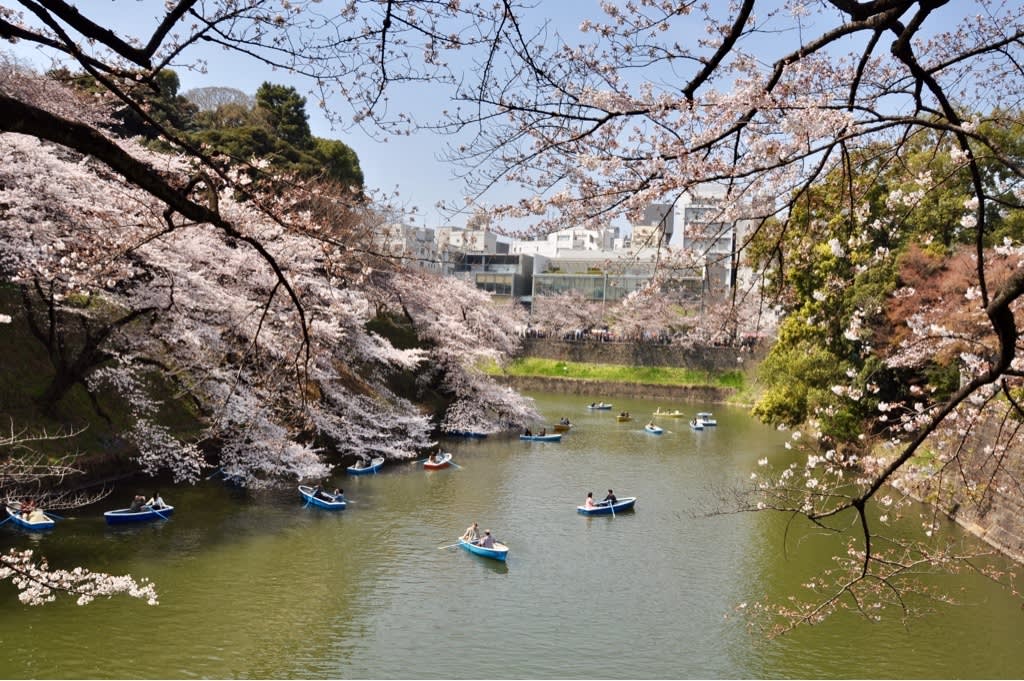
left=43, top=511, right=67, bottom=520
left=438, top=540, right=465, bottom=550
left=447, top=460, right=462, bottom=469
left=0, top=515, right=12, bottom=527
left=205, top=467, right=223, bottom=480
left=146, top=505, right=170, bottom=521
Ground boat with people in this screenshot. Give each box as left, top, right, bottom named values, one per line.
left=653, top=407, right=686, bottom=418
left=586, top=402, right=613, bottom=410
left=519, top=433, right=563, bottom=442
left=346, top=455, right=386, bottom=475
left=577, top=496, right=638, bottom=516
left=644, top=423, right=664, bottom=435
left=689, top=418, right=705, bottom=431
left=457, top=537, right=509, bottom=562
left=104, top=505, right=175, bottom=524
left=553, top=418, right=573, bottom=432
left=298, top=485, right=347, bottom=510
left=424, top=451, right=454, bottom=470
left=696, top=411, right=718, bottom=426
left=4, top=502, right=56, bottom=531
left=616, top=412, right=632, bottom=422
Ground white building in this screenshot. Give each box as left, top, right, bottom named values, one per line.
left=510, top=225, right=621, bottom=258
left=374, top=222, right=441, bottom=272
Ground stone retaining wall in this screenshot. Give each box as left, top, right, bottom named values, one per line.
left=495, top=374, right=735, bottom=402
left=894, top=420, right=1024, bottom=564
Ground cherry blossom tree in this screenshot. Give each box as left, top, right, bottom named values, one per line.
left=4, top=0, right=1024, bottom=627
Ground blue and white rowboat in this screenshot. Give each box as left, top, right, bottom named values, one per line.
left=586, top=402, right=613, bottom=410
left=298, top=485, right=347, bottom=510
left=689, top=419, right=705, bottom=431
left=696, top=412, right=718, bottom=426
left=5, top=504, right=56, bottom=531
left=644, top=424, right=664, bottom=435
left=519, top=433, right=563, bottom=442
left=576, top=497, right=638, bottom=516
left=104, top=505, right=175, bottom=524
left=458, top=537, right=509, bottom=562
left=346, top=456, right=385, bottom=475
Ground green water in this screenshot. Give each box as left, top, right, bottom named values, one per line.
left=1, top=393, right=1021, bottom=678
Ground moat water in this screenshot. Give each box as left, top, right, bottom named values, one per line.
left=1, top=393, right=1020, bottom=678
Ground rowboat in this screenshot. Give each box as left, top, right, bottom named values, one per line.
left=458, top=537, right=509, bottom=562
left=347, top=456, right=385, bottom=475
left=553, top=422, right=572, bottom=433
left=653, top=408, right=686, bottom=418
left=298, top=485, right=347, bottom=510
left=104, top=505, right=175, bottom=524
left=519, top=433, right=562, bottom=442
left=576, top=497, right=637, bottom=516
left=4, top=504, right=56, bottom=531
left=587, top=402, right=613, bottom=410
left=689, top=419, right=705, bottom=431
left=644, top=423, right=664, bottom=435
left=616, top=413, right=632, bottom=422
left=696, top=411, right=718, bottom=426
left=424, top=451, right=453, bottom=470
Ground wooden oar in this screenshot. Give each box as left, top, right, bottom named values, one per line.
left=447, top=460, right=462, bottom=469
left=438, top=540, right=466, bottom=550
left=205, top=467, right=224, bottom=480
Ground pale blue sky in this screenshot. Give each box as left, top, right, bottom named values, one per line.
left=6, top=1, right=973, bottom=232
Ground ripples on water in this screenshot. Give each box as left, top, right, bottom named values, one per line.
left=1, top=395, right=1022, bottom=679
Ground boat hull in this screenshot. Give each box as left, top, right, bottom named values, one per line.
left=104, top=506, right=175, bottom=524
left=576, top=497, right=637, bottom=516
left=587, top=403, right=613, bottom=410
left=5, top=506, right=55, bottom=530
left=653, top=410, right=686, bottom=418
left=347, top=456, right=385, bottom=475
left=298, top=486, right=347, bottom=510
left=424, top=452, right=453, bottom=470
left=519, top=434, right=562, bottom=442
left=446, top=430, right=488, bottom=439
left=552, top=423, right=572, bottom=432
left=458, top=538, right=509, bottom=562
left=644, top=425, right=663, bottom=435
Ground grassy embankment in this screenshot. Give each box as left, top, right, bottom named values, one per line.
left=486, top=357, right=761, bottom=404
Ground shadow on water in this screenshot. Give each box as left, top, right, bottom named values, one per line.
left=0, top=393, right=1022, bottom=679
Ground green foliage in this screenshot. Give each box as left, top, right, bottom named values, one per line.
left=747, top=119, right=1023, bottom=442
left=254, top=82, right=312, bottom=148
left=56, top=71, right=362, bottom=188
left=496, top=357, right=744, bottom=388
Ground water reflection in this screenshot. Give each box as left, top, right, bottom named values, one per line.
left=0, top=394, right=1021, bottom=679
